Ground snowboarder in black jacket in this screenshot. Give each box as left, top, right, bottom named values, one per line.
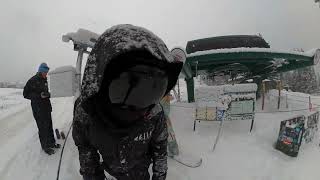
left=72, top=24, right=183, bottom=180
left=23, top=63, right=60, bottom=155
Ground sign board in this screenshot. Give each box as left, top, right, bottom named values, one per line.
left=230, top=100, right=254, bottom=114
left=195, top=107, right=217, bottom=121
left=225, top=99, right=255, bottom=120
left=225, top=100, right=255, bottom=121
left=303, top=112, right=319, bottom=143
left=275, top=116, right=305, bottom=157
left=222, top=83, right=257, bottom=121
left=48, top=66, right=77, bottom=98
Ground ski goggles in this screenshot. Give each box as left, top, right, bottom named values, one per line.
left=108, top=65, right=168, bottom=109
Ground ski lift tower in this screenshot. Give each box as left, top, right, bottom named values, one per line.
left=62, top=29, right=100, bottom=98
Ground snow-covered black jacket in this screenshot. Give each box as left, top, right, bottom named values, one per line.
left=72, top=24, right=183, bottom=180
left=23, top=73, right=52, bottom=111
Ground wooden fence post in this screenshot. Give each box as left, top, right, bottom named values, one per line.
left=309, top=96, right=312, bottom=112
left=277, top=80, right=281, bottom=110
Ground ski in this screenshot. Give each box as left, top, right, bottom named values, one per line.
left=212, top=109, right=225, bottom=152
left=170, top=155, right=202, bottom=168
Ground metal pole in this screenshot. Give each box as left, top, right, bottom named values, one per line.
left=75, top=49, right=84, bottom=98
left=286, top=94, right=288, bottom=109
left=250, top=101, right=256, bottom=132
left=262, top=81, right=265, bottom=110
left=250, top=116, right=255, bottom=132
left=277, top=81, right=281, bottom=110
left=195, top=61, right=198, bottom=77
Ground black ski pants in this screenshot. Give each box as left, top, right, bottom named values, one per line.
left=31, top=101, right=55, bottom=149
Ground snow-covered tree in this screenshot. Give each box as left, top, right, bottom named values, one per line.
left=282, top=67, right=318, bottom=94
left=281, top=49, right=319, bottom=94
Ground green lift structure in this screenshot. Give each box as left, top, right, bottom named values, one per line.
left=182, top=48, right=320, bottom=102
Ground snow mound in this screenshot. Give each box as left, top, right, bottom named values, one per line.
left=0, top=88, right=28, bottom=120
left=195, top=84, right=257, bottom=101
left=195, top=84, right=257, bottom=109
left=305, top=48, right=319, bottom=57
left=195, top=85, right=223, bottom=108
left=223, top=83, right=257, bottom=93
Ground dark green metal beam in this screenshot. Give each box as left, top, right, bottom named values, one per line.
left=182, top=50, right=316, bottom=103
left=186, top=51, right=312, bottom=65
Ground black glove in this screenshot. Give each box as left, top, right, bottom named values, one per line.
left=41, top=92, right=51, bottom=98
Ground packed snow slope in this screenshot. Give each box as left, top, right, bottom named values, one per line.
left=1, top=85, right=320, bottom=180
left=0, top=88, right=80, bottom=180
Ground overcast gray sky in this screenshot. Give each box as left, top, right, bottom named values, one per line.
left=0, top=0, right=319, bottom=82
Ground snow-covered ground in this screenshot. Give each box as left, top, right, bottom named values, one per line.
left=0, top=88, right=29, bottom=120
left=1, top=85, right=320, bottom=180
left=170, top=102, right=320, bottom=180
left=0, top=89, right=79, bottom=180
left=170, top=79, right=320, bottom=180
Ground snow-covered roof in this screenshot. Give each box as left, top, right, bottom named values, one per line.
left=62, top=29, right=100, bottom=48
left=195, top=86, right=223, bottom=100
left=49, top=66, right=76, bottom=75
left=187, top=47, right=315, bottom=58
